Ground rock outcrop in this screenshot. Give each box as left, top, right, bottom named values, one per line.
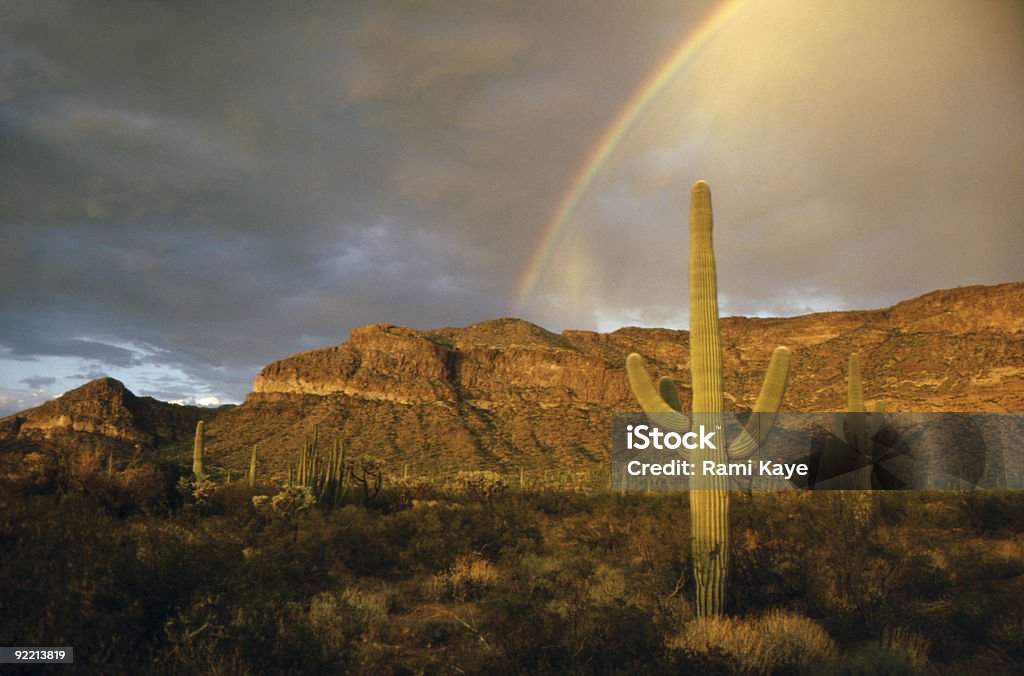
left=2, top=282, right=1021, bottom=475
left=211, top=282, right=1024, bottom=475
left=0, top=377, right=217, bottom=457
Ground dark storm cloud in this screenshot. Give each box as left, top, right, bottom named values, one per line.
left=0, top=0, right=704, bottom=404
left=2, top=1, right=1021, bottom=408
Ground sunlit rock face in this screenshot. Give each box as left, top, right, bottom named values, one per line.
left=222, top=282, right=1024, bottom=474
left=0, top=377, right=213, bottom=455
left=2, top=283, right=1022, bottom=474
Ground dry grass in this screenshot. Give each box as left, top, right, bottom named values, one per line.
left=668, top=610, right=838, bottom=673
left=430, top=552, right=503, bottom=601
left=882, top=626, right=931, bottom=670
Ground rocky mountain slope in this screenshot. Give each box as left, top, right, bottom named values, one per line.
left=2, top=282, right=1022, bottom=476
left=0, top=377, right=219, bottom=458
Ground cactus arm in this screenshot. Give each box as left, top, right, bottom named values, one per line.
left=658, top=376, right=683, bottom=412
left=625, top=353, right=692, bottom=433
left=728, top=346, right=792, bottom=459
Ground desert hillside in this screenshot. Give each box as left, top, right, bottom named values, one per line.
left=2, top=282, right=1022, bottom=476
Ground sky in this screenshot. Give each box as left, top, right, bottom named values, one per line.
left=1, top=0, right=1022, bottom=415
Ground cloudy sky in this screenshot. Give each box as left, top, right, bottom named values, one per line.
left=2, top=0, right=1022, bottom=414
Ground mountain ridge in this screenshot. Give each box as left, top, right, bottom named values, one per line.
left=2, top=281, right=1021, bottom=476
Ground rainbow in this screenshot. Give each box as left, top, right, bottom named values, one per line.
left=512, top=0, right=753, bottom=313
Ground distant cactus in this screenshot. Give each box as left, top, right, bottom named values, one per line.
left=454, top=470, right=508, bottom=501
left=248, top=445, right=257, bottom=489
left=192, top=420, right=205, bottom=478
left=292, top=435, right=348, bottom=506
left=815, top=353, right=907, bottom=491
left=625, top=180, right=791, bottom=617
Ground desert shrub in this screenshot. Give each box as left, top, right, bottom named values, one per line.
left=270, top=484, right=316, bottom=517
left=946, top=537, right=1024, bottom=584
left=526, top=487, right=595, bottom=515
left=378, top=475, right=434, bottom=511
left=836, top=642, right=919, bottom=676
left=430, top=552, right=503, bottom=601
left=565, top=511, right=631, bottom=552
left=453, top=470, right=509, bottom=501
left=960, top=491, right=1024, bottom=535
left=757, top=610, right=840, bottom=672
left=668, top=615, right=766, bottom=673
left=987, top=610, right=1024, bottom=662
left=177, top=473, right=217, bottom=508
left=668, top=611, right=837, bottom=675
left=6, top=448, right=180, bottom=516
left=164, top=593, right=345, bottom=674
left=198, top=478, right=261, bottom=519
left=876, top=490, right=910, bottom=525
left=5, top=450, right=60, bottom=493
left=730, top=494, right=819, bottom=611
left=881, top=626, right=931, bottom=671
left=319, top=505, right=400, bottom=576
left=385, top=498, right=542, bottom=574
left=476, top=554, right=667, bottom=675
left=0, top=493, right=199, bottom=670
left=117, top=463, right=174, bottom=513
left=303, top=586, right=391, bottom=669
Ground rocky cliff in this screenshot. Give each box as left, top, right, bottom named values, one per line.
left=0, top=377, right=217, bottom=457
left=2, top=282, right=1022, bottom=475
left=209, top=282, right=1024, bottom=475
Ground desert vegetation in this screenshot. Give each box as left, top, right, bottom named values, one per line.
left=1, top=451, right=1023, bottom=675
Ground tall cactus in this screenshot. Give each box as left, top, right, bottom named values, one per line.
left=192, top=420, right=205, bottom=477
left=626, top=180, right=791, bottom=617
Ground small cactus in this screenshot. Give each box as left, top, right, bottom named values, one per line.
left=248, top=444, right=257, bottom=489
left=192, top=420, right=205, bottom=478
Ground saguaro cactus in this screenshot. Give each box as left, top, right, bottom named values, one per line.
left=248, top=444, right=258, bottom=489
left=823, top=353, right=906, bottom=490
left=626, top=180, right=791, bottom=617
left=192, top=420, right=205, bottom=477
left=843, top=353, right=874, bottom=488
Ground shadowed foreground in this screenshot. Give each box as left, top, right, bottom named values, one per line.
left=1, top=463, right=1023, bottom=674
